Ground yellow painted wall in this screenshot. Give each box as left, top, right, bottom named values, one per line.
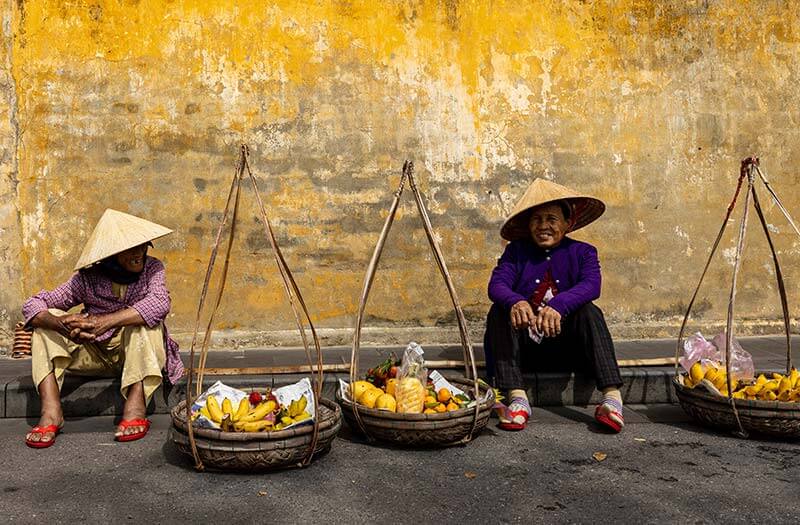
left=3, top=0, right=800, bottom=346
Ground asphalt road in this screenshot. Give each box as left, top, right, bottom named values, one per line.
left=1, top=406, right=798, bottom=524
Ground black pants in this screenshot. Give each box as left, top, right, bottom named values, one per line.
left=483, top=302, right=622, bottom=391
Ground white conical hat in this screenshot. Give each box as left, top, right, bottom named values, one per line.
left=73, top=209, right=173, bottom=270
left=500, top=178, right=605, bottom=241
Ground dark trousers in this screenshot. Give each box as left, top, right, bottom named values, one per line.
left=483, top=302, right=622, bottom=391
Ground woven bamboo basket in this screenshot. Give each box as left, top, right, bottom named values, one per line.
left=338, top=377, right=493, bottom=446
left=170, top=145, right=340, bottom=471
left=674, top=158, right=800, bottom=439
left=171, top=398, right=343, bottom=470
left=673, top=377, right=800, bottom=438
left=344, top=161, right=492, bottom=447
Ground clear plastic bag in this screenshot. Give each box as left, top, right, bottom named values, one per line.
left=398, top=342, right=428, bottom=383
left=711, top=332, right=755, bottom=381
left=679, top=332, right=719, bottom=373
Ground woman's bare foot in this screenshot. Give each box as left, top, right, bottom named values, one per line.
left=26, top=372, right=64, bottom=445
left=115, top=381, right=148, bottom=439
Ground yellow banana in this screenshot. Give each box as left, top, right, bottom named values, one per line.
left=206, top=395, right=224, bottom=423
left=689, top=362, right=705, bottom=384
left=281, top=416, right=294, bottom=426
left=294, top=411, right=311, bottom=422
left=233, top=398, right=250, bottom=422
left=778, top=390, right=793, bottom=402
left=221, top=397, right=233, bottom=417
left=240, top=399, right=277, bottom=422
left=296, top=395, right=308, bottom=415
left=789, top=368, right=799, bottom=389
left=744, top=384, right=763, bottom=396
left=756, top=374, right=767, bottom=385
left=763, top=380, right=780, bottom=392
left=199, top=406, right=212, bottom=420
left=288, top=399, right=300, bottom=418
left=778, top=376, right=792, bottom=395
left=772, top=373, right=783, bottom=381
left=239, top=420, right=273, bottom=433
left=763, top=390, right=778, bottom=401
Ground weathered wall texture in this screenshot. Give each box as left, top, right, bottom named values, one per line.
left=2, top=0, right=800, bottom=348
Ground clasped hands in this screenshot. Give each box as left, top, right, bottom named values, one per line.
left=510, top=300, right=562, bottom=338
left=57, top=313, right=114, bottom=343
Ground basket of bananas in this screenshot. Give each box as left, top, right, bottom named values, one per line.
left=673, top=157, right=800, bottom=439
left=341, top=162, right=494, bottom=447
left=674, top=363, right=800, bottom=438
left=171, top=381, right=342, bottom=471
left=170, top=145, right=341, bottom=470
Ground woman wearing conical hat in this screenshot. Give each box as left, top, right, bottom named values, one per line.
left=21, top=210, right=183, bottom=447
left=485, top=179, right=624, bottom=433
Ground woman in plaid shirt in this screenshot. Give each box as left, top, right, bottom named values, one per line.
left=22, top=210, right=183, bottom=447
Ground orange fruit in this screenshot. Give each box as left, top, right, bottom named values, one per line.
left=446, top=401, right=459, bottom=411
left=424, top=395, right=437, bottom=405
left=437, top=388, right=452, bottom=403
left=423, top=408, right=437, bottom=414
left=435, top=403, right=447, bottom=413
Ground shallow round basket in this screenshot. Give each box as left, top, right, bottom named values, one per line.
left=338, top=377, right=494, bottom=447
left=673, top=377, right=800, bottom=439
left=170, top=398, right=342, bottom=471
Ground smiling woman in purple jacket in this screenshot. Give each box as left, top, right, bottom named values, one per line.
left=485, top=179, right=624, bottom=433
left=22, top=210, right=183, bottom=448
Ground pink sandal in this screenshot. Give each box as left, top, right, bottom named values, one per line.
left=498, top=397, right=531, bottom=431
left=595, top=400, right=624, bottom=433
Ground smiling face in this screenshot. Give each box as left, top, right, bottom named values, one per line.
left=115, top=243, right=148, bottom=273
left=528, top=202, right=573, bottom=249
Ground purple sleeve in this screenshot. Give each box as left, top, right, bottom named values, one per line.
left=22, top=273, right=86, bottom=325
left=547, top=244, right=601, bottom=317
left=131, top=259, right=172, bottom=327
left=488, top=243, right=528, bottom=309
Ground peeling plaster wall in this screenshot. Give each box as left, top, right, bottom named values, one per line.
left=3, top=1, right=800, bottom=348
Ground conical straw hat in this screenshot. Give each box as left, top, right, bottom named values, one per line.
left=73, top=209, right=173, bottom=270
left=500, top=178, right=605, bottom=241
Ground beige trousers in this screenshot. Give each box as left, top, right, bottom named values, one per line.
left=31, top=308, right=166, bottom=404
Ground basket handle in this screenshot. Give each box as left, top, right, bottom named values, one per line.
left=349, top=161, right=482, bottom=443
left=185, top=145, right=323, bottom=471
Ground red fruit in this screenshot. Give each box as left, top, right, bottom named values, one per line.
left=389, top=366, right=398, bottom=378
left=249, top=391, right=263, bottom=405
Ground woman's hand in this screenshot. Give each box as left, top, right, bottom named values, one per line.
left=535, top=306, right=562, bottom=338
left=510, top=300, right=536, bottom=330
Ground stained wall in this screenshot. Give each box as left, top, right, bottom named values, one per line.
left=2, top=1, right=800, bottom=348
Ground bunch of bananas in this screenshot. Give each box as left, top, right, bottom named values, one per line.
left=274, top=395, right=312, bottom=430
left=198, top=394, right=280, bottom=432
left=683, top=362, right=800, bottom=402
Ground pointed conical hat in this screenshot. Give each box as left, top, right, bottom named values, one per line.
left=500, top=178, right=605, bottom=241
left=73, top=209, right=173, bottom=270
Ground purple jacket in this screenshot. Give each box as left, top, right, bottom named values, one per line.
left=22, top=257, right=184, bottom=384
left=487, top=237, right=602, bottom=317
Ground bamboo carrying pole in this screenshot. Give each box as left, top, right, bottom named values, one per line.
left=675, top=157, right=798, bottom=438
left=183, top=145, right=323, bottom=471
left=349, top=161, right=483, bottom=444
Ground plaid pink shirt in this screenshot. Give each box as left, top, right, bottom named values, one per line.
left=22, top=257, right=184, bottom=384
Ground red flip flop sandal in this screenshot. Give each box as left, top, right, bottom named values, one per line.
left=25, top=424, right=62, bottom=448
left=115, top=418, right=151, bottom=442
left=595, top=402, right=624, bottom=433
left=497, top=397, right=531, bottom=431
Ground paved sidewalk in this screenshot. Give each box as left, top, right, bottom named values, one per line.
left=1, top=335, right=797, bottom=418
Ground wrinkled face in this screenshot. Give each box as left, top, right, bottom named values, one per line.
left=528, top=203, right=572, bottom=249
left=115, top=244, right=148, bottom=273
